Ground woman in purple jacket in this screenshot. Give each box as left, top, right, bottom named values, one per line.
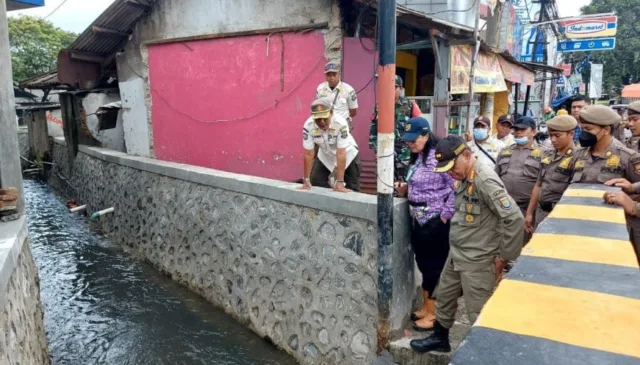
left=394, top=117, right=455, bottom=331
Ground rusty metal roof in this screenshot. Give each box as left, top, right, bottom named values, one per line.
left=69, top=0, right=155, bottom=58
left=19, top=71, right=66, bottom=90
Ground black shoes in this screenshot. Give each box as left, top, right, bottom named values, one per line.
left=409, top=320, right=452, bottom=353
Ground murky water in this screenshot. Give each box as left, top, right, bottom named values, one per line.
left=24, top=180, right=298, bottom=365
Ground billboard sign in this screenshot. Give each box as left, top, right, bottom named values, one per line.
left=557, top=38, right=616, bottom=53
left=561, top=16, right=618, bottom=39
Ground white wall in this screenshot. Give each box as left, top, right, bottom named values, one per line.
left=116, top=0, right=335, bottom=158
left=46, top=109, right=64, bottom=137
left=82, top=92, right=126, bottom=152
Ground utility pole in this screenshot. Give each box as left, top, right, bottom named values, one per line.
left=375, top=0, right=395, bottom=354
left=482, top=1, right=503, bottom=124
left=465, top=0, right=482, bottom=133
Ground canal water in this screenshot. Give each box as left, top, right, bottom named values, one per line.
left=24, top=179, right=298, bottom=365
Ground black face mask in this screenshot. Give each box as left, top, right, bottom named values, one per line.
left=579, top=130, right=598, bottom=148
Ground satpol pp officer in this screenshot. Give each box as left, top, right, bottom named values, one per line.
left=494, top=116, right=543, bottom=244
left=525, top=115, right=578, bottom=231
left=410, top=136, right=523, bottom=354
left=300, top=98, right=361, bottom=193
left=316, top=62, right=358, bottom=131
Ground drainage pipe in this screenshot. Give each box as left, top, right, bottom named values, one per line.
left=90, top=207, right=114, bottom=221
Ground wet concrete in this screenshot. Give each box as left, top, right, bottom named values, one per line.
left=24, top=179, right=298, bottom=365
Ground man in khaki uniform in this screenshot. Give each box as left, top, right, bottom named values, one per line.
left=494, top=117, right=542, bottom=244
left=525, top=115, right=578, bottom=231
left=410, top=136, right=524, bottom=353
left=570, top=105, right=640, bottom=253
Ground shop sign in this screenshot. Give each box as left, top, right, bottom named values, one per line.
left=450, top=45, right=507, bottom=94
left=561, top=16, right=617, bottom=39
left=498, top=57, right=535, bottom=86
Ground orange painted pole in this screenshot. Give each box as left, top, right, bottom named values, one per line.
left=376, top=0, right=395, bottom=354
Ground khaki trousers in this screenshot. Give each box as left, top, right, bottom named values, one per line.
left=435, top=259, right=496, bottom=329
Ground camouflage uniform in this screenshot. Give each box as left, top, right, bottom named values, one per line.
left=369, top=97, right=413, bottom=181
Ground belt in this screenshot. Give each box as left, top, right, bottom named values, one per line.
left=539, top=202, right=555, bottom=212
left=408, top=200, right=428, bottom=207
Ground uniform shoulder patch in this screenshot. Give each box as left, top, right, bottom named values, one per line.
left=634, top=161, right=640, bottom=175
left=501, top=149, right=513, bottom=156
left=499, top=196, right=512, bottom=210
left=575, top=160, right=585, bottom=169
left=339, top=126, right=348, bottom=139
left=542, top=156, right=551, bottom=165
left=492, top=189, right=507, bottom=198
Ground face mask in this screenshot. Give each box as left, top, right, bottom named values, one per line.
left=579, top=130, right=599, bottom=148
left=400, top=89, right=406, bottom=98
left=514, top=136, right=529, bottom=145
left=473, top=128, right=488, bottom=141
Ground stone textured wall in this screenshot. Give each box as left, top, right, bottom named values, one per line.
left=0, top=238, right=49, bottom=365
left=62, top=148, right=386, bottom=365
left=49, top=138, right=74, bottom=199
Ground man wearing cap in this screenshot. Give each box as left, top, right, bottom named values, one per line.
left=569, top=105, right=640, bottom=252
left=494, top=116, right=542, bottom=244
left=494, top=114, right=515, bottom=146
left=316, top=62, right=358, bottom=131
left=300, top=98, right=361, bottom=193
left=369, top=75, right=422, bottom=181
left=410, top=136, right=523, bottom=354
left=525, top=115, right=578, bottom=232
left=468, top=115, right=506, bottom=168
left=601, top=101, right=640, bottom=256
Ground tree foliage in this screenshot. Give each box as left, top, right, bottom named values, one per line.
left=8, top=16, right=77, bottom=82
left=581, top=0, right=640, bottom=96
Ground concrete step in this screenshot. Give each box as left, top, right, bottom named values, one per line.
left=389, top=322, right=470, bottom=365
left=389, top=298, right=471, bottom=365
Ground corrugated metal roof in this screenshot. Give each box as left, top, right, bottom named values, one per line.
left=19, top=71, right=65, bottom=90
left=70, top=0, right=155, bottom=57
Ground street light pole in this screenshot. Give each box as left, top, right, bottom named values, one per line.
left=376, top=0, right=396, bottom=354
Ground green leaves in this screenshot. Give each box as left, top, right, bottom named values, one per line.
left=578, top=0, right=640, bottom=96
left=8, top=16, right=77, bottom=82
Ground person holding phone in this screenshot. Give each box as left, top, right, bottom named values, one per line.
left=394, top=117, right=455, bottom=331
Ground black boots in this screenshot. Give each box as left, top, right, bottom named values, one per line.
left=409, top=320, right=451, bottom=353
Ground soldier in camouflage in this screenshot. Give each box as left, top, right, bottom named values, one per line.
left=369, top=75, right=421, bottom=181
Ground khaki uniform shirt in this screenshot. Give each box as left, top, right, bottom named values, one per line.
left=495, top=144, right=544, bottom=206
left=571, top=138, right=640, bottom=186
left=449, top=161, right=524, bottom=270
left=468, top=136, right=506, bottom=169
left=538, top=148, right=576, bottom=204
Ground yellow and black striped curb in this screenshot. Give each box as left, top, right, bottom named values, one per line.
left=451, top=183, right=640, bottom=365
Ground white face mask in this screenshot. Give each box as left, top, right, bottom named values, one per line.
left=400, top=89, right=405, bottom=98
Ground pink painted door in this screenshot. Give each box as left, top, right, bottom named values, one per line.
left=342, top=37, right=378, bottom=194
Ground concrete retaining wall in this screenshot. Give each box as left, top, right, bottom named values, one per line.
left=0, top=217, right=49, bottom=365
left=49, top=138, right=415, bottom=365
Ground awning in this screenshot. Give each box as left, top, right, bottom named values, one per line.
left=521, top=62, right=564, bottom=75
left=622, top=84, right=640, bottom=98
left=498, top=56, right=535, bottom=86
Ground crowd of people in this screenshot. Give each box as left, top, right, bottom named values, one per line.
left=298, top=65, right=640, bottom=353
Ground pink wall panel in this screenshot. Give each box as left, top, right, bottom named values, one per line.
left=148, top=32, right=326, bottom=181
left=342, top=38, right=378, bottom=163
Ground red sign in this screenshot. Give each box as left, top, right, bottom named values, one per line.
left=557, top=64, right=572, bottom=76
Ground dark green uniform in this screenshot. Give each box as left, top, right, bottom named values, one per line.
left=369, top=97, right=413, bottom=181
left=536, top=147, right=576, bottom=226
